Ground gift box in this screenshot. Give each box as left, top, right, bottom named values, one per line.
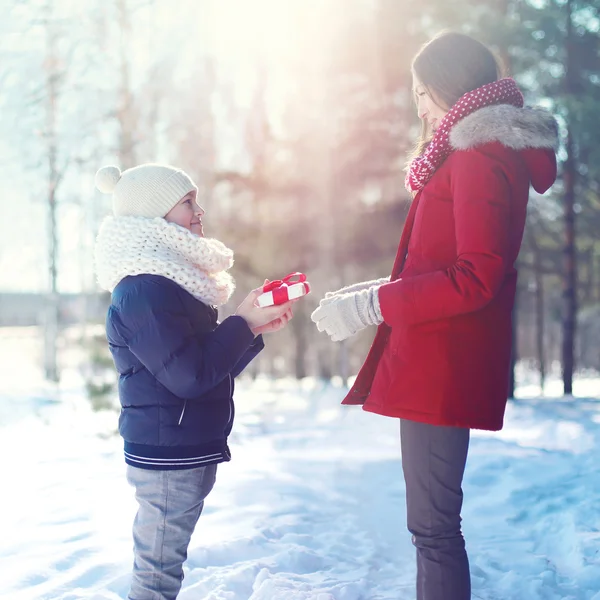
left=257, top=272, right=311, bottom=307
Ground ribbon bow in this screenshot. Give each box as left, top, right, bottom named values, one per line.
left=263, top=272, right=307, bottom=292
left=258, top=272, right=310, bottom=306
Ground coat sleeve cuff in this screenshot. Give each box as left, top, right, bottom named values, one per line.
left=219, top=314, right=257, bottom=348
left=372, top=286, right=384, bottom=323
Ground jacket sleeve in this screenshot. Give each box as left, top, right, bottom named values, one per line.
left=114, top=280, right=257, bottom=399
left=378, top=150, right=511, bottom=327
left=231, top=335, right=265, bottom=378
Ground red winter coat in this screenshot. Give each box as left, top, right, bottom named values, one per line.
left=343, top=106, right=558, bottom=430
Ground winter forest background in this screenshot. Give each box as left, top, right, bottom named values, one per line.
left=0, top=0, right=599, bottom=397
left=2, top=1, right=600, bottom=600
left=2, top=0, right=600, bottom=399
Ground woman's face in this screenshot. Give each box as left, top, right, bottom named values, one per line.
left=412, top=73, right=449, bottom=134
left=164, top=191, right=205, bottom=237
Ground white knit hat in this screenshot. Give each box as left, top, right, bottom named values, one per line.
left=95, top=163, right=198, bottom=218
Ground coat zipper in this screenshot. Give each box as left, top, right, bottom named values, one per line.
left=178, top=375, right=233, bottom=428
left=178, top=399, right=188, bottom=425
left=226, top=374, right=233, bottom=429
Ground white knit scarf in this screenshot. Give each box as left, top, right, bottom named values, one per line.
left=94, top=216, right=235, bottom=306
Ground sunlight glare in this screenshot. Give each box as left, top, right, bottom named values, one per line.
left=206, top=0, right=298, bottom=66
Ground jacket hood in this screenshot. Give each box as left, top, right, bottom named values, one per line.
left=450, top=105, right=558, bottom=194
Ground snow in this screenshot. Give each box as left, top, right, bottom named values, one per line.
left=1, top=329, right=600, bottom=600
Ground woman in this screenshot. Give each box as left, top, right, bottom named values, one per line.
left=311, top=32, right=558, bottom=599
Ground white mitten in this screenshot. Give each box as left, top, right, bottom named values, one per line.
left=311, top=286, right=384, bottom=342
left=324, top=277, right=390, bottom=299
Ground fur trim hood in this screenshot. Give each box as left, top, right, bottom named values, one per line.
left=450, top=105, right=558, bottom=193
left=450, top=105, right=558, bottom=151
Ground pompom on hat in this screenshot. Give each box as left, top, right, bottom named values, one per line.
left=95, top=163, right=198, bottom=218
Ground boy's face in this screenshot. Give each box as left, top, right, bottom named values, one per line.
left=164, top=191, right=205, bottom=237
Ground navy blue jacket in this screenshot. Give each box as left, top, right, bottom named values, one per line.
left=106, top=274, right=264, bottom=470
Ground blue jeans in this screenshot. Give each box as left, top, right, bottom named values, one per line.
left=126, top=464, right=217, bottom=600
left=401, top=419, right=471, bottom=600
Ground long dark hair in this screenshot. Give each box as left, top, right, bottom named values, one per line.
left=410, top=31, right=506, bottom=157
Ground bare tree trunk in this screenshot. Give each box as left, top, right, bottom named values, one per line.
left=338, top=342, right=349, bottom=387
left=509, top=288, right=518, bottom=398
left=535, top=264, right=546, bottom=394
left=317, top=347, right=333, bottom=380
left=528, top=229, right=546, bottom=393
left=493, top=7, right=518, bottom=398
left=307, top=51, right=337, bottom=382
left=337, top=258, right=349, bottom=386
left=596, top=252, right=600, bottom=304
left=589, top=249, right=595, bottom=304
left=584, top=247, right=593, bottom=304
left=562, top=130, right=577, bottom=395
left=43, top=6, right=60, bottom=383
left=562, top=0, right=577, bottom=396
left=291, top=303, right=308, bottom=379
left=117, top=0, right=136, bottom=167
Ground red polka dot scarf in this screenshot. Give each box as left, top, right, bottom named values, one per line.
left=405, top=78, right=524, bottom=193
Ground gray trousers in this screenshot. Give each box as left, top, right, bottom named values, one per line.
left=126, top=464, right=217, bottom=600
left=401, top=419, right=471, bottom=600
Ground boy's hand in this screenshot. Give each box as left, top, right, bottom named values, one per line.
left=251, top=306, right=294, bottom=336
left=235, top=284, right=295, bottom=333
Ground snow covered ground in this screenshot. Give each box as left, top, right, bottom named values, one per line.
left=1, top=327, right=600, bottom=600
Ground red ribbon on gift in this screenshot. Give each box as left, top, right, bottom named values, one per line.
left=263, top=272, right=309, bottom=304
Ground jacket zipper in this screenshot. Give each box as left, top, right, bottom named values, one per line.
left=178, top=399, right=187, bottom=425
left=178, top=375, right=233, bottom=428
left=226, top=374, right=233, bottom=429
